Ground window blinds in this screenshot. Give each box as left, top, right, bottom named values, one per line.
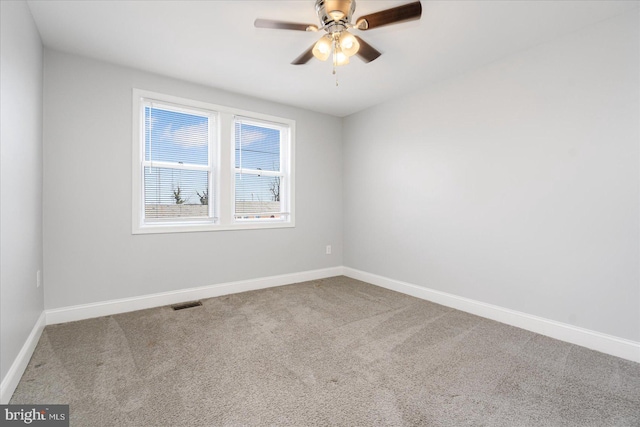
left=143, top=102, right=212, bottom=220
left=234, top=118, right=287, bottom=219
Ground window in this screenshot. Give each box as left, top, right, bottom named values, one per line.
left=234, top=118, right=290, bottom=221
left=133, top=89, right=294, bottom=234
left=142, top=101, right=215, bottom=223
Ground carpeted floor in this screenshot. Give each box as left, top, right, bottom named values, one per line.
left=10, top=276, right=640, bottom=426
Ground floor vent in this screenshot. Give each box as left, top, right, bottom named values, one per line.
left=171, top=301, right=203, bottom=311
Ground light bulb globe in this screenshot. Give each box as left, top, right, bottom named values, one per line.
left=339, top=31, right=360, bottom=57
left=335, top=50, right=349, bottom=66
left=312, top=36, right=332, bottom=61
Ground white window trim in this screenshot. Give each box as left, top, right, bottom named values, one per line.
left=232, top=116, right=291, bottom=223
left=132, top=89, right=295, bottom=234
left=140, top=98, right=217, bottom=225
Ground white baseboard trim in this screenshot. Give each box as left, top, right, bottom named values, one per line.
left=46, top=266, right=344, bottom=325
left=8, top=265, right=634, bottom=406
left=0, top=311, right=46, bottom=404
left=343, top=267, right=640, bottom=363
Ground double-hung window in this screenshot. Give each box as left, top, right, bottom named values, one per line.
left=142, top=100, right=215, bottom=224
left=234, top=118, right=290, bottom=221
left=132, top=89, right=295, bottom=234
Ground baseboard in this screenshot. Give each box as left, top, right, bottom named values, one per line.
left=22, top=264, right=638, bottom=397
left=343, top=267, right=640, bottom=363
left=46, top=266, right=344, bottom=325
left=0, top=311, right=46, bottom=404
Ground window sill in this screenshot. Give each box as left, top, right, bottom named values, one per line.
left=132, top=220, right=295, bottom=235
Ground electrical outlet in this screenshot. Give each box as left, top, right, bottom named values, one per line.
left=37, top=270, right=41, bottom=288
left=326, top=245, right=332, bottom=255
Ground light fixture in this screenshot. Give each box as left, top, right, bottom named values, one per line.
left=338, top=31, right=359, bottom=57
left=329, top=10, right=345, bottom=21
left=333, top=47, right=349, bottom=66
left=311, top=29, right=358, bottom=85
left=255, top=0, right=424, bottom=71
left=312, top=30, right=359, bottom=63
left=324, top=0, right=352, bottom=21
left=312, top=35, right=332, bottom=61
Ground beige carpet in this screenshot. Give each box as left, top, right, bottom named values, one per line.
left=10, top=276, right=640, bottom=426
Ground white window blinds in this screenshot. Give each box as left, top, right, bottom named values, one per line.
left=133, top=89, right=294, bottom=234
left=142, top=101, right=214, bottom=221
left=234, top=118, right=289, bottom=220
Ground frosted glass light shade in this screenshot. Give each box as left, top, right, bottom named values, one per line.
left=339, top=31, right=360, bottom=57
left=312, top=36, right=332, bottom=61
left=334, top=49, right=349, bottom=66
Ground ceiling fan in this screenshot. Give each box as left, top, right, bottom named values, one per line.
left=254, top=0, right=422, bottom=67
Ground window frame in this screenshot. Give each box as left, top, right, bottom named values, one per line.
left=132, top=89, right=295, bottom=234
left=141, top=99, right=216, bottom=225
left=232, top=116, right=291, bottom=223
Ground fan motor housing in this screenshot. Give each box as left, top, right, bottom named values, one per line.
left=315, top=0, right=356, bottom=27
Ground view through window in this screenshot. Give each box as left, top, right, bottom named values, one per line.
left=133, top=90, right=294, bottom=234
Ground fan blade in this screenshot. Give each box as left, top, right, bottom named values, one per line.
left=354, top=36, right=381, bottom=63
left=254, top=19, right=317, bottom=32
left=291, top=44, right=315, bottom=65
left=356, top=1, right=422, bottom=30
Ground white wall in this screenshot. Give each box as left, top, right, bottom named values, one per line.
left=0, top=1, right=44, bottom=382
left=343, top=12, right=639, bottom=341
left=43, top=51, right=343, bottom=309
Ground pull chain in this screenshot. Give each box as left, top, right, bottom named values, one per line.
left=332, top=38, right=339, bottom=86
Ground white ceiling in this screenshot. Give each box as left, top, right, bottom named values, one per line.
left=27, top=0, right=638, bottom=117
